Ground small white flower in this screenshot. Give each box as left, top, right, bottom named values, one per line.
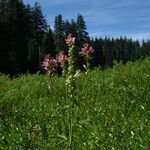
left=74, top=70, right=81, bottom=78
left=140, top=105, right=144, bottom=110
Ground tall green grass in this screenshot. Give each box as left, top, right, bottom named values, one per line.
left=0, top=58, right=150, bottom=149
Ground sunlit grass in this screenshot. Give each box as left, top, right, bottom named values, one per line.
left=0, top=58, right=150, bottom=149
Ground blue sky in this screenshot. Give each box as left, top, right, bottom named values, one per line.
left=23, top=0, right=150, bottom=41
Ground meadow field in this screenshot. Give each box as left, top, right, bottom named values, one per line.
left=0, top=58, right=150, bottom=149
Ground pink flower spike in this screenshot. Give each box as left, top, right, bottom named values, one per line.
left=41, top=54, right=58, bottom=71
left=57, top=51, right=68, bottom=63
left=51, top=59, right=58, bottom=67
left=65, top=34, right=75, bottom=45
left=79, top=43, right=94, bottom=56
left=44, top=66, right=48, bottom=70
left=79, top=51, right=84, bottom=56
left=89, top=46, right=94, bottom=53
left=42, top=58, right=49, bottom=70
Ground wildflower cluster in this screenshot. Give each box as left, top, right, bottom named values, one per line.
left=57, top=51, right=68, bottom=63
left=56, top=51, right=68, bottom=76
left=65, top=34, right=75, bottom=45
left=42, top=34, right=93, bottom=76
left=42, top=52, right=69, bottom=76
left=79, top=43, right=94, bottom=56
left=42, top=54, right=58, bottom=76
left=79, top=43, right=94, bottom=70
left=41, top=34, right=94, bottom=148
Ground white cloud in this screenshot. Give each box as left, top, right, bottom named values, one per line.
left=89, top=31, right=150, bottom=41
left=23, top=0, right=150, bottom=41
left=126, top=33, right=150, bottom=41
left=26, top=0, right=87, bottom=6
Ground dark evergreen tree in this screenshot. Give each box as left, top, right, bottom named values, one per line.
left=134, top=40, right=140, bottom=60
left=92, top=38, right=104, bottom=68
left=42, top=26, right=55, bottom=57
left=141, top=41, right=150, bottom=58
left=76, top=14, right=89, bottom=44
left=102, top=38, right=113, bottom=67
left=5, top=0, right=30, bottom=73
left=0, top=0, right=8, bottom=73
left=28, top=1, right=47, bottom=72
left=64, top=19, right=71, bottom=37
left=0, top=22, right=10, bottom=73
left=0, top=0, right=8, bottom=22
left=70, top=19, right=78, bottom=38
left=54, top=14, right=65, bottom=53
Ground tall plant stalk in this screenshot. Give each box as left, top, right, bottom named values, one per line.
left=65, top=34, right=76, bottom=148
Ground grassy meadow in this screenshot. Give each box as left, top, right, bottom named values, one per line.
left=0, top=58, right=150, bottom=149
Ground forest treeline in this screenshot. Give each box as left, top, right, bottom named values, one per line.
left=0, top=0, right=150, bottom=75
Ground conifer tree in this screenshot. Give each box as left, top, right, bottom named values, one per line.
left=76, top=14, right=89, bottom=44
left=0, top=0, right=8, bottom=72
left=64, top=19, right=71, bottom=37
left=54, top=14, right=65, bottom=53
left=5, top=0, right=30, bottom=73
left=70, top=19, right=78, bottom=38
left=42, top=26, right=55, bottom=57
left=28, top=1, right=47, bottom=72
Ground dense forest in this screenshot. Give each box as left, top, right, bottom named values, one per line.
left=0, top=0, right=150, bottom=75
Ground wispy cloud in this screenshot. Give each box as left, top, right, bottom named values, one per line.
left=89, top=31, right=150, bottom=41
left=82, top=1, right=134, bottom=25
left=23, top=0, right=150, bottom=41
left=24, top=0, right=85, bottom=6
left=127, top=32, right=150, bottom=41
left=98, top=1, right=132, bottom=11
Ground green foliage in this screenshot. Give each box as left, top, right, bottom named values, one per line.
left=0, top=58, right=150, bottom=149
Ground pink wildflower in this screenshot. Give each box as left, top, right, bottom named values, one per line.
left=51, top=59, right=58, bottom=68
left=42, top=54, right=58, bottom=71
left=65, top=34, right=75, bottom=45
left=79, top=43, right=94, bottom=56
left=42, top=58, right=49, bottom=70
left=57, top=51, right=68, bottom=63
